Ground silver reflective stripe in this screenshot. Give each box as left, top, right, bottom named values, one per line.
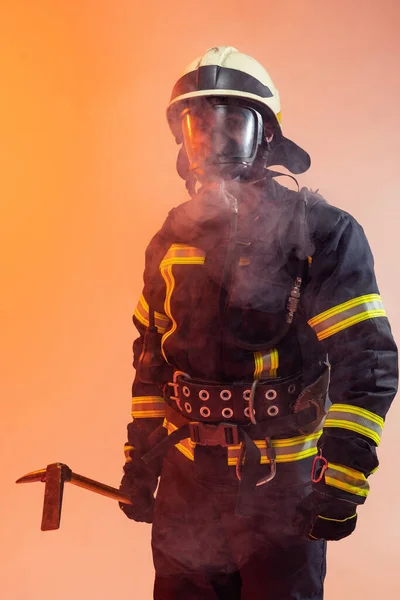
left=227, top=431, right=321, bottom=465
left=134, top=294, right=170, bottom=333
left=325, top=404, right=383, bottom=445
left=131, top=396, right=166, bottom=418
left=324, top=462, right=369, bottom=498
left=308, top=294, right=386, bottom=341
left=254, top=349, right=279, bottom=379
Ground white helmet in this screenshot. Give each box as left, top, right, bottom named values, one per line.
left=167, top=46, right=310, bottom=176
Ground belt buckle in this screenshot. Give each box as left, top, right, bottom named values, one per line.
left=167, top=371, right=190, bottom=411
left=189, top=422, right=239, bottom=447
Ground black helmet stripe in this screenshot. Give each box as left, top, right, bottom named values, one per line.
left=170, top=65, right=273, bottom=102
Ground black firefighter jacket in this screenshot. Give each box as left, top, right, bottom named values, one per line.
left=122, top=177, right=398, bottom=507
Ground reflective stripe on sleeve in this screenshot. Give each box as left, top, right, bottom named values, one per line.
left=134, top=294, right=170, bottom=333
left=324, top=403, right=384, bottom=445
left=254, top=349, right=279, bottom=379
left=131, top=396, right=166, bottom=418
left=307, top=294, right=386, bottom=341
left=324, top=462, right=370, bottom=498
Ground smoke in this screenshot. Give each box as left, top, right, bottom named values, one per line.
left=154, top=175, right=318, bottom=377
left=162, top=176, right=315, bottom=305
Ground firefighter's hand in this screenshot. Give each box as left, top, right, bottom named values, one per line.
left=118, top=474, right=155, bottom=523
left=295, top=490, right=358, bottom=541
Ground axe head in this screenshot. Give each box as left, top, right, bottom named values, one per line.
left=40, top=463, right=72, bottom=531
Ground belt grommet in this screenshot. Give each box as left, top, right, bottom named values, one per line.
left=288, top=384, right=296, bottom=394
left=243, top=389, right=251, bottom=401
left=199, top=390, right=210, bottom=401
left=267, top=405, right=279, bottom=417
left=244, top=407, right=255, bottom=418
left=220, top=390, right=232, bottom=401
left=222, top=407, right=233, bottom=419
left=182, top=386, right=191, bottom=397
left=265, top=389, right=277, bottom=401
left=184, top=402, right=192, bottom=413
left=200, top=406, right=211, bottom=418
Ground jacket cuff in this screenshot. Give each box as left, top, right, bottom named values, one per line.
left=317, top=431, right=379, bottom=476
left=313, top=462, right=369, bottom=505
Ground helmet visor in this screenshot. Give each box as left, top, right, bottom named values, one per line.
left=181, top=104, right=261, bottom=173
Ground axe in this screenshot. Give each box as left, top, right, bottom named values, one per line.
left=16, top=462, right=132, bottom=531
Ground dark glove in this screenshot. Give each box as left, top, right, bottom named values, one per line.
left=295, top=489, right=358, bottom=541
left=118, top=473, right=156, bottom=523
left=119, top=422, right=167, bottom=523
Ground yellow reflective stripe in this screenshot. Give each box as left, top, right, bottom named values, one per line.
left=124, top=444, right=134, bottom=463
left=308, top=294, right=382, bottom=326
left=131, top=396, right=165, bottom=404
left=227, top=447, right=318, bottom=466
left=160, top=265, right=177, bottom=362
left=318, top=513, right=357, bottom=523
left=160, top=244, right=206, bottom=269
left=131, top=396, right=166, bottom=419
left=317, top=310, right=386, bottom=341
left=308, top=294, right=386, bottom=341
left=324, top=419, right=381, bottom=445
left=227, top=431, right=321, bottom=465
left=324, top=462, right=369, bottom=498
left=163, top=419, right=322, bottom=465
left=163, top=418, right=195, bottom=461
left=270, top=348, right=279, bottom=378
left=133, top=294, right=170, bottom=333
left=159, top=245, right=206, bottom=362
left=272, top=431, right=322, bottom=447
left=325, top=403, right=384, bottom=445
left=328, top=404, right=384, bottom=427
left=254, top=352, right=264, bottom=379
left=253, top=349, right=279, bottom=379
left=307, top=255, right=313, bottom=265
left=132, top=410, right=166, bottom=418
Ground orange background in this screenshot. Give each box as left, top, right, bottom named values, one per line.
left=1, top=1, right=399, bottom=598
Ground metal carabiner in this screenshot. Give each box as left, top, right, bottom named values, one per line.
left=256, top=437, right=276, bottom=486
left=311, top=449, right=328, bottom=483
left=235, top=437, right=277, bottom=486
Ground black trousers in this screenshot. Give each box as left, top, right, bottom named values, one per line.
left=152, top=446, right=327, bottom=600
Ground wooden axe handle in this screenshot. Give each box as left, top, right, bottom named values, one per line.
left=69, top=472, right=132, bottom=504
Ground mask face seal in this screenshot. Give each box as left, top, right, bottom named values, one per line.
left=180, top=101, right=264, bottom=182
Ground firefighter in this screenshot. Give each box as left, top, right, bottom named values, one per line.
left=119, top=46, right=398, bottom=599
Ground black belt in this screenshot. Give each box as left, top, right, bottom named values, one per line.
left=164, top=371, right=303, bottom=425
left=142, top=365, right=330, bottom=517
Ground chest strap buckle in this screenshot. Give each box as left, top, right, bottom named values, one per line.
left=189, top=421, right=239, bottom=447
